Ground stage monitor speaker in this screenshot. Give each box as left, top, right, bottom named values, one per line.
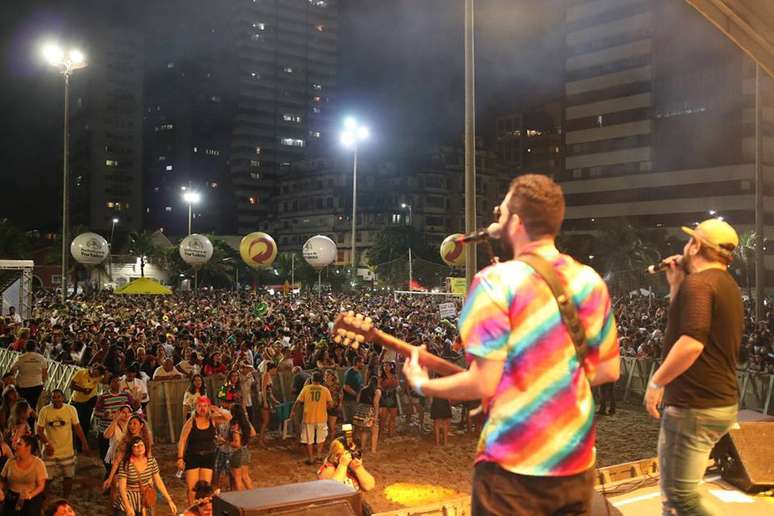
left=714, top=420, right=774, bottom=493
left=213, top=480, right=361, bottom=516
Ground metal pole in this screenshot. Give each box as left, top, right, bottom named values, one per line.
left=464, top=0, right=477, bottom=290
left=61, top=72, right=71, bottom=304
left=351, top=145, right=358, bottom=276
left=291, top=253, right=295, bottom=287
left=408, top=248, right=413, bottom=291
left=187, top=203, right=192, bottom=236
left=755, top=63, right=765, bottom=322
left=318, top=270, right=322, bottom=295
left=109, top=221, right=116, bottom=282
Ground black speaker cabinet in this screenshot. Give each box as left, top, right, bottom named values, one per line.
left=713, top=420, right=774, bottom=493
left=213, top=480, right=362, bottom=516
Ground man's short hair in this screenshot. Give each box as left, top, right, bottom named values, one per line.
left=312, top=371, right=323, bottom=383
left=507, top=174, right=565, bottom=239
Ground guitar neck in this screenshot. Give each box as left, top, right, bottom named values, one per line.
left=373, top=328, right=465, bottom=377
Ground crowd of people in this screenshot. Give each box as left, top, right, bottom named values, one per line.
left=615, top=295, right=774, bottom=372
left=0, top=285, right=771, bottom=513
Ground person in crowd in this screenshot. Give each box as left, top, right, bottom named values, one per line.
left=228, top=403, right=255, bottom=491
left=258, top=362, right=279, bottom=447
left=115, top=436, right=176, bottom=516
left=353, top=375, right=381, bottom=454
left=177, top=396, right=231, bottom=505
left=152, top=357, right=184, bottom=382
left=43, top=499, right=76, bottom=516
left=183, top=481, right=216, bottom=516
left=323, top=369, right=342, bottom=443
left=101, top=404, right=131, bottom=491
left=102, top=414, right=153, bottom=493
left=203, top=353, right=226, bottom=377
left=35, top=389, right=89, bottom=499
left=0, top=434, right=48, bottom=516
left=378, top=362, right=399, bottom=437
left=7, top=401, right=34, bottom=448
left=237, top=362, right=258, bottom=432
left=217, top=371, right=241, bottom=407
left=183, top=374, right=207, bottom=418
left=10, top=340, right=47, bottom=412
left=317, top=439, right=375, bottom=492
left=0, top=388, right=19, bottom=437
left=68, top=364, right=105, bottom=450
left=0, top=433, right=12, bottom=475
left=341, top=356, right=364, bottom=424
left=119, top=365, right=149, bottom=415
left=291, top=371, right=332, bottom=465
left=644, top=218, right=743, bottom=515
left=430, top=390, right=451, bottom=447
left=94, top=376, right=137, bottom=475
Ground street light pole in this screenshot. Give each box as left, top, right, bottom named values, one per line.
left=351, top=144, right=358, bottom=273
left=109, top=218, right=118, bottom=283
left=61, top=72, right=70, bottom=303
left=464, top=0, right=477, bottom=290
left=188, top=202, right=193, bottom=236
left=340, top=117, right=369, bottom=280
left=43, top=43, right=87, bottom=304
left=182, top=191, right=201, bottom=236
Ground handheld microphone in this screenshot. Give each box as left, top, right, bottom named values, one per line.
left=646, top=257, right=682, bottom=275
left=455, top=223, right=503, bottom=244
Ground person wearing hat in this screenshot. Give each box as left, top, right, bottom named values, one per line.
left=644, top=218, right=743, bottom=515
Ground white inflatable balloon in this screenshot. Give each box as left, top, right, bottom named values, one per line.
left=70, top=232, right=109, bottom=265
left=179, top=234, right=214, bottom=268
left=303, top=235, right=337, bottom=270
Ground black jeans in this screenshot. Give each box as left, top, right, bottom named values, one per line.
left=72, top=398, right=96, bottom=451
left=17, top=386, right=43, bottom=412
left=471, top=461, right=594, bottom=516
left=1, top=491, right=45, bottom=516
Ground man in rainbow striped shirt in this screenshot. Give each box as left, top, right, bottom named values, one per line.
left=404, top=174, right=620, bottom=515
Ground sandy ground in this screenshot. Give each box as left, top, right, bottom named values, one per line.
left=61, top=401, right=659, bottom=514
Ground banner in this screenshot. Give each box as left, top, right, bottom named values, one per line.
left=438, top=302, right=457, bottom=319
left=448, top=277, right=467, bottom=296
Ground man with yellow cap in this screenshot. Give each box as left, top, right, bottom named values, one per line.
left=644, top=218, right=743, bottom=515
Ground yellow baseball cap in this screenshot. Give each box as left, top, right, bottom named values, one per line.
left=681, top=219, right=739, bottom=256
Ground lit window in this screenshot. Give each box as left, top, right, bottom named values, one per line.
left=283, top=113, right=302, bottom=123
left=252, top=22, right=266, bottom=30
left=311, top=131, right=321, bottom=138
left=309, top=0, right=327, bottom=6
left=280, top=138, right=305, bottom=147
left=211, top=96, right=221, bottom=103
left=167, top=62, right=175, bottom=68
left=165, top=165, right=173, bottom=171
left=249, top=197, right=256, bottom=205
left=106, top=202, right=115, bottom=208
left=205, top=149, right=221, bottom=156
left=255, top=146, right=261, bottom=155
left=312, top=83, right=322, bottom=91
left=250, top=72, right=260, bottom=79
left=313, top=107, right=321, bottom=113
left=158, top=155, right=166, bottom=161
left=251, top=33, right=263, bottom=41
left=210, top=182, right=218, bottom=188
left=193, top=147, right=198, bottom=153
left=250, top=159, right=260, bottom=167
left=105, top=160, right=119, bottom=167
left=283, top=66, right=293, bottom=73
left=160, top=123, right=174, bottom=130
left=165, top=206, right=172, bottom=212
left=316, top=24, right=325, bottom=32
left=313, top=96, right=321, bottom=103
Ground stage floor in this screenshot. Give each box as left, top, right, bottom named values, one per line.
left=605, top=474, right=774, bottom=515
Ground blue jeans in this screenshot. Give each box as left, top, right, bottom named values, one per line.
left=658, top=404, right=737, bottom=516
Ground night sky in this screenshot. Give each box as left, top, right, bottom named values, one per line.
left=0, top=0, right=564, bottom=230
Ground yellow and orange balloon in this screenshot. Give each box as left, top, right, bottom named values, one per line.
left=440, top=234, right=466, bottom=267
left=239, top=232, right=278, bottom=269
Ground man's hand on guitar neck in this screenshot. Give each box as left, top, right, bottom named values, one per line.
left=402, top=345, right=431, bottom=395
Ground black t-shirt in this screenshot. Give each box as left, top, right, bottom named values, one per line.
left=663, top=268, right=743, bottom=408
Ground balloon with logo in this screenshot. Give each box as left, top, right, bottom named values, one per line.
left=440, top=233, right=466, bottom=267
left=70, top=232, right=109, bottom=265
left=179, top=234, right=213, bottom=269
left=239, top=232, right=277, bottom=269
left=303, top=235, right=336, bottom=270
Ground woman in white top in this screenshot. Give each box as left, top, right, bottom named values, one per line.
left=103, top=405, right=131, bottom=471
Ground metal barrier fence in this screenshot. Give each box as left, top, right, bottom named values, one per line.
left=2, top=348, right=773, bottom=442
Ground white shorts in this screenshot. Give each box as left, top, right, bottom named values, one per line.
left=300, top=423, right=328, bottom=444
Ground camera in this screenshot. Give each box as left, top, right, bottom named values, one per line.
left=340, top=424, right=361, bottom=460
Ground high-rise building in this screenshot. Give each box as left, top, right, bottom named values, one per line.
left=143, top=0, right=338, bottom=236
left=560, top=0, right=774, bottom=285
left=70, top=29, right=145, bottom=233
left=496, top=102, right=563, bottom=175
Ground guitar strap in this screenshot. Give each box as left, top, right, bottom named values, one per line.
left=517, top=253, right=589, bottom=367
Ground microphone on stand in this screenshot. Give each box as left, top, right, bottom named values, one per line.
left=455, top=223, right=503, bottom=244
left=646, top=257, right=683, bottom=274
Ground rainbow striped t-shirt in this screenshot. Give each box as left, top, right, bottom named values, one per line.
left=459, top=242, right=618, bottom=477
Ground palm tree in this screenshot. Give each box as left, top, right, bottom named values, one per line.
left=591, top=222, right=661, bottom=296
left=735, top=230, right=757, bottom=299
left=0, top=219, right=31, bottom=258
left=127, top=231, right=160, bottom=278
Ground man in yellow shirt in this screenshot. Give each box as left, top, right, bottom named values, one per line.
left=68, top=364, right=105, bottom=450
left=291, top=371, right=332, bottom=465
